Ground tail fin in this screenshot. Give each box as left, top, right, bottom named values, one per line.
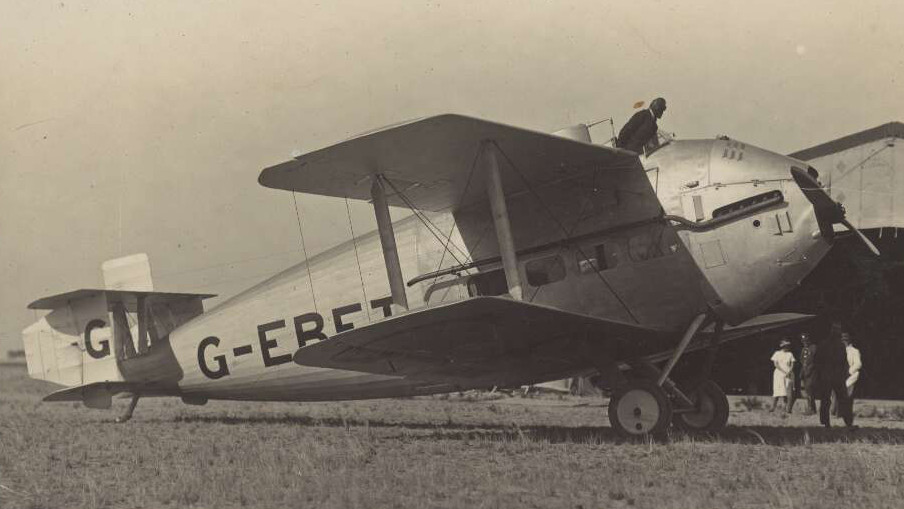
left=22, top=254, right=215, bottom=397
left=23, top=289, right=121, bottom=387
left=102, top=253, right=154, bottom=291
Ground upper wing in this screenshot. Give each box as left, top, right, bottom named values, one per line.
left=293, top=296, right=671, bottom=388
left=259, top=114, right=640, bottom=213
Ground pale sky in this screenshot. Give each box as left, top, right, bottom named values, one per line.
left=1, top=0, right=902, bottom=352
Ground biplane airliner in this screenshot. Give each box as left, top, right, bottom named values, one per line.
left=23, top=114, right=877, bottom=436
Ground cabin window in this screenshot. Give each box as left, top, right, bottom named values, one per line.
left=525, top=255, right=566, bottom=287
left=712, top=190, right=784, bottom=219
left=467, top=269, right=508, bottom=297
left=577, top=244, right=618, bottom=273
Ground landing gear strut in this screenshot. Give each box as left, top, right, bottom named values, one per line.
left=114, top=394, right=140, bottom=423
left=606, top=313, right=730, bottom=437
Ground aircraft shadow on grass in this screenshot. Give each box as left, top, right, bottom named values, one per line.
left=164, top=414, right=904, bottom=445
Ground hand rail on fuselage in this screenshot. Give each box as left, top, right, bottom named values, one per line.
left=664, top=193, right=786, bottom=232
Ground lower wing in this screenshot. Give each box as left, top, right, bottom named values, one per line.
left=293, top=297, right=810, bottom=388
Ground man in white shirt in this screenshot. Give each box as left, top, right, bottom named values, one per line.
left=832, top=331, right=863, bottom=417
left=842, top=333, right=862, bottom=398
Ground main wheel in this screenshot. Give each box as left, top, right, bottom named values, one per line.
left=674, top=380, right=729, bottom=432
left=608, top=380, right=672, bottom=437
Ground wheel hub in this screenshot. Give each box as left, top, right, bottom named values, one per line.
left=616, top=388, right=662, bottom=435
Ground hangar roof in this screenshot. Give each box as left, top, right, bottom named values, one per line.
left=790, top=121, right=904, bottom=161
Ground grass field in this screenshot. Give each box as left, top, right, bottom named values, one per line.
left=2, top=364, right=903, bottom=509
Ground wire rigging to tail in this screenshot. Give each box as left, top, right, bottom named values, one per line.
left=345, top=197, right=371, bottom=321
left=292, top=191, right=319, bottom=314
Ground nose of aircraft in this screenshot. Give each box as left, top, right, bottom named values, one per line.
left=790, top=167, right=880, bottom=256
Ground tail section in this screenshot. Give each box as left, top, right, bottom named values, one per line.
left=23, top=290, right=120, bottom=388
left=101, top=253, right=154, bottom=291
left=22, top=254, right=216, bottom=407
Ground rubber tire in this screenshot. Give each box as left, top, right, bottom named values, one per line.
left=608, top=379, right=672, bottom=438
left=674, top=380, right=729, bottom=433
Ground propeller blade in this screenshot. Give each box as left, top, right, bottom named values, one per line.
left=790, top=167, right=843, bottom=238
left=790, top=168, right=835, bottom=212
left=791, top=167, right=879, bottom=255
left=840, top=218, right=881, bottom=256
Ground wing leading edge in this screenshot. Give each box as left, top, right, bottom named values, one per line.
left=293, top=296, right=671, bottom=388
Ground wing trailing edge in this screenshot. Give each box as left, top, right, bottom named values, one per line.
left=259, top=114, right=639, bottom=213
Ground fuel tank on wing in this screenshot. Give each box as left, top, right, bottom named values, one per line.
left=643, top=138, right=833, bottom=325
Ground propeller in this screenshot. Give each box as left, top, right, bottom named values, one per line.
left=790, top=167, right=880, bottom=256
left=840, top=217, right=881, bottom=256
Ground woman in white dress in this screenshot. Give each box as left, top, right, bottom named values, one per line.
left=770, top=339, right=795, bottom=413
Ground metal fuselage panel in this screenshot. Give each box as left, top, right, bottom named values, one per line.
left=645, top=139, right=833, bottom=324
left=171, top=217, right=429, bottom=400
left=167, top=138, right=832, bottom=401
left=169, top=215, right=705, bottom=399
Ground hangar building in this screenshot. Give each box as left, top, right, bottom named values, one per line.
left=715, top=122, right=904, bottom=398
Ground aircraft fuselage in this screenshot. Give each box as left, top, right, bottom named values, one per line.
left=161, top=137, right=831, bottom=402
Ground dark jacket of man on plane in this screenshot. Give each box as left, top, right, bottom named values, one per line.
left=616, top=97, right=666, bottom=154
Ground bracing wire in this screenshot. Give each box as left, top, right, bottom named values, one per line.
left=383, top=146, right=482, bottom=289
left=386, top=146, right=484, bottom=288
left=435, top=146, right=482, bottom=268
left=380, top=176, right=471, bottom=264
left=523, top=177, right=601, bottom=304
left=490, top=140, right=641, bottom=323
left=292, top=192, right=319, bottom=314
left=380, top=176, right=470, bottom=269
left=345, top=197, right=371, bottom=320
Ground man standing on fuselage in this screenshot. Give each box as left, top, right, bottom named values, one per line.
left=616, top=97, right=667, bottom=154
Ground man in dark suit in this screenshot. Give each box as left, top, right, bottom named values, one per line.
left=798, top=332, right=818, bottom=415
left=814, top=325, right=855, bottom=430
left=616, top=97, right=667, bottom=153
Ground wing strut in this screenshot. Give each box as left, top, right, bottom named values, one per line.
left=482, top=141, right=523, bottom=300
left=371, top=175, right=409, bottom=310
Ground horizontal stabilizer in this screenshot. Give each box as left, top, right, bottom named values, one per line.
left=29, top=289, right=216, bottom=311
left=294, top=296, right=669, bottom=387
left=260, top=114, right=638, bottom=212
left=43, top=382, right=134, bottom=402
left=43, top=381, right=139, bottom=409
left=25, top=288, right=212, bottom=388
